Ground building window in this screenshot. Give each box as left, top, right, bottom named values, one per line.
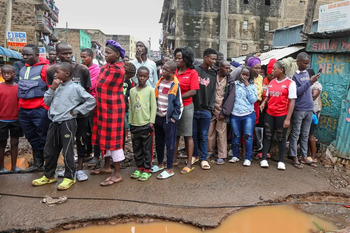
left=263, top=45, right=270, bottom=50
left=264, top=22, right=270, bottom=31
left=265, top=0, right=270, bottom=5
left=244, top=0, right=249, bottom=4
left=242, top=44, right=248, bottom=51
left=243, top=20, right=248, bottom=30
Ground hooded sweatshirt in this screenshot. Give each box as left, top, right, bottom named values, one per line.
left=18, top=58, right=49, bottom=110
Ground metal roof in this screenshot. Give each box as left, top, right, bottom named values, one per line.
left=0, top=46, right=22, bottom=60
left=308, top=29, right=350, bottom=39
left=259, top=46, right=305, bottom=65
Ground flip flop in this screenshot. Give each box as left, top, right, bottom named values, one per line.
left=301, top=158, right=318, bottom=167
left=180, top=166, right=195, bottom=174
left=201, top=160, right=211, bottom=170
left=292, top=161, right=303, bottom=169
left=157, top=170, right=174, bottom=179
left=100, top=176, right=123, bottom=186
left=151, top=165, right=164, bottom=173
left=216, top=159, right=225, bottom=165
left=173, top=161, right=179, bottom=166
left=90, top=168, right=113, bottom=175
left=191, top=157, right=199, bottom=165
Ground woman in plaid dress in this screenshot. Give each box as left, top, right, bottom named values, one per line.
left=92, top=40, right=126, bottom=186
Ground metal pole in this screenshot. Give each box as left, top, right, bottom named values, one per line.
left=4, top=0, right=12, bottom=62
left=219, top=0, right=228, bottom=57
left=65, top=22, right=68, bottom=42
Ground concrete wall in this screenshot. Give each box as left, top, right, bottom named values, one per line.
left=0, top=0, right=38, bottom=47
left=161, top=0, right=337, bottom=58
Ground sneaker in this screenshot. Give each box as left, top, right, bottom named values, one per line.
left=57, top=169, right=65, bottom=177
left=57, top=178, right=76, bottom=190
left=260, top=160, right=269, bottom=168
left=32, top=176, right=57, bottom=186
left=243, top=159, right=251, bottom=167
left=277, top=162, right=286, bottom=170
left=76, top=170, right=88, bottom=182
left=229, top=157, right=240, bottom=163
left=0, top=168, right=10, bottom=174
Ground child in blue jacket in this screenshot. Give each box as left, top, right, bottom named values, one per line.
left=152, top=61, right=183, bottom=179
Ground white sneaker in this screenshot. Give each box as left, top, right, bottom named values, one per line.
left=277, top=162, right=286, bottom=170
left=243, top=159, right=251, bottom=167
left=229, top=157, right=240, bottom=163
left=260, top=160, right=269, bottom=168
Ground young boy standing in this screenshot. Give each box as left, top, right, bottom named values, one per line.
left=32, top=62, right=96, bottom=190
left=0, top=65, right=23, bottom=174
left=129, top=66, right=157, bottom=181
left=208, top=61, right=231, bottom=165
left=153, top=61, right=183, bottom=179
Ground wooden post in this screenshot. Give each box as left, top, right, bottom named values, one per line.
left=301, top=0, right=318, bottom=41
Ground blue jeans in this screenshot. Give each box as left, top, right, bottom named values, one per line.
left=19, top=107, right=50, bottom=151
left=230, top=112, right=256, bottom=161
left=192, top=110, right=212, bottom=161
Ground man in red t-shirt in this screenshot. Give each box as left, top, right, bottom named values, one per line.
left=18, top=44, right=50, bottom=173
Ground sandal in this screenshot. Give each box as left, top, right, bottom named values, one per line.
left=90, top=168, right=113, bottom=175
left=201, top=160, right=211, bottom=170
left=57, top=178, right=76, bottom=190
left=301, top=157, right=318, bottom=167
left=157, top=170, right=174, bottom=179
left=131, top=170, right=142, bottom=179
left=138, top=172, right=152, bottom=182
left=180, top=166, right=195, bottom=174
left=100, top=176, right=123, bottom=186
left=32, top=176, right=57, bottom=186
left=151, top=165, right=164, bottom=173
left=191, top=157, right=199, bottom=165
left=292, top=161, right=303, bottom=169
left=173, top=161, right=179, bottom=166
left=216, top=159, right=225, bottom=165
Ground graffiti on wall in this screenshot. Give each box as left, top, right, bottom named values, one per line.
left=318, top=115, right=338, bottom=133
left=321, top=91, right=332, bottom=108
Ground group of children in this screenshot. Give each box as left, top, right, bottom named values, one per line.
left=0, top=40, right=323, bottom=190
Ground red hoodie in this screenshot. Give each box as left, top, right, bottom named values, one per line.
left=19, top=58, right=50, bottom=110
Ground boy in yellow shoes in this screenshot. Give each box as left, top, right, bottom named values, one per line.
left=32, top=62, right=96, bottom=190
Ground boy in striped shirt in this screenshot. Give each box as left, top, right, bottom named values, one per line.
left=153, top=61, right=183, bottom=179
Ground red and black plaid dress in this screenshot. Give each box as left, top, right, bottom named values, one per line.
left=92, top=62, right=125, bottom=151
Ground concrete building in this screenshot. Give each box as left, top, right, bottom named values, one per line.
left=57, top=28, right=136, bottom=63
left=159, top=0, right=336, bottom=58
left=0, top=0, right=59, bottom=53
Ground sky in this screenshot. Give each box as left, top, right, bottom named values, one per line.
left=55, top=0, right=164, bottom=50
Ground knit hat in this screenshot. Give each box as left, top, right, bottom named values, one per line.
left=266, top=58, right=277, bottom=74
left=231, top=61, right=241, bottom=68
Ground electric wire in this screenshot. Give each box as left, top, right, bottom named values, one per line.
left=0, top=192, right=348, bottom=209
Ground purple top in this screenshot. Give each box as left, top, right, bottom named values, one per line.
left=292, top=70, right=314, bottom=111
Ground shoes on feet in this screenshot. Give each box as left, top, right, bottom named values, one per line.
left=32, top=176, right=57, bottom=186
left=76, top=170, right=88, bottom=181
left=260, top=159, right=269, bottom=168
left=243, top=159, right=251, bottom=167
left=229, top=157, right=240, bottom=163
left=277, top=162, right=286, bottom=170
left=57, top=178, right=76, bottom=190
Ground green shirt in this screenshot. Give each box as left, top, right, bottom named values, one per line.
left=129, top=86, right=157, bottom=126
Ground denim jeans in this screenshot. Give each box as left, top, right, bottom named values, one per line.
left=19, top=107, right=50, bottom=151
left=230, top=112, right=256, bottom=161
left=192, top=110, right=212, bottom=161
left=289, top=110, right=312, bottom=157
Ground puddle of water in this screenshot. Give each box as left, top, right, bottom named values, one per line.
left=63, top=205, right=337, bottom=233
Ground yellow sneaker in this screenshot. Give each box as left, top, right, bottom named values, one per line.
left=57, top=178, right=76, bottom=190
left=32, top=176, right=57, bottom=186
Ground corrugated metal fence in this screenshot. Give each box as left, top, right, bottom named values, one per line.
left=335, top=88, right=350, bottom=159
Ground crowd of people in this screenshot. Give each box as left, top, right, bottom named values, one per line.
left=0, top=39, right=323, bottom=190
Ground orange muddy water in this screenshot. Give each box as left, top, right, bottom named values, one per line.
left=63, top=205, right=337, bottom=233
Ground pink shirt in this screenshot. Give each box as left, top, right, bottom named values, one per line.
left=89, top=64, right=100, bottom=97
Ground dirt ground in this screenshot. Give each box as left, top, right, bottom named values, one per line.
left=1, top=136, right=349, bottom=232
